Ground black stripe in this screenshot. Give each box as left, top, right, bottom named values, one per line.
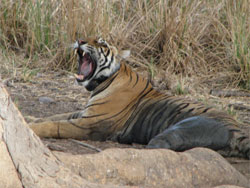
left=165, top=103, right=190, bottom=125
left=143, top=97, right=173, bottom=141
left=67, top=113, right=108, bottom=130
left=87, top=46, right=94, bottom=52
left=120, top=92, right=163, bottom=132
left=99, top=49, right=111, bottom=68
left=129, top=69, right=132, bottom=83
left=106, top=48, right=110, bottom=56
left=100, top=47, right=108, bottom=64
left=99, top=59, right=106, bottom=67
left=110, top=52, right=114, bottom=62
left=81, top=113, right=108, bottom=118
left=146, top=96, right=173, bottom=130
left=124, top=64, right=128, bottom=75
left=150, top=98, right=183, bottom=129
left=136, top=78, right=151, bottom=97
left=91, top=73, right=118, bottom=98
left=132, top=73, right=139, bottom=88
left=96, top=53, right=114, bottom=75
left=57, top=124, right=61, bottom=138
left=68, top=120, right=90, bottom=130
left=85, top=101, right=109, bottom=109
left=202, top=107, right=211, bottom=113
left=150, top=100, right=171, bottom=127
left=102, top=90, right=152, bottom=123
left=100, top=47, right=104, bottom=54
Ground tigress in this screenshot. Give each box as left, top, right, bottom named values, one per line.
left=29, top=37, right=250, bottom=159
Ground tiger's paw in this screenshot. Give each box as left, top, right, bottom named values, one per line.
left=25, top=116, right=42, bottom=123
left=28, top=121, right=59, bottom=138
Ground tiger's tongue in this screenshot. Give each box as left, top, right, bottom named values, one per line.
left=76, top=59, right=93, bottom=80
left=81, top=59, right=93, bottom=77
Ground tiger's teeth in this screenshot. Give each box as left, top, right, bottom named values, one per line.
left=74, top=74, right=84, bottom=80
left=82, top=51, right=85, bottom=56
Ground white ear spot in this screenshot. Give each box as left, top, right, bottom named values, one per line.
left=119, top=50, right=130, bottom=59
left=98, top=37, right=105, bottom=43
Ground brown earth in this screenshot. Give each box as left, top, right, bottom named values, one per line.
left=1, top=68, right=250, bottom=180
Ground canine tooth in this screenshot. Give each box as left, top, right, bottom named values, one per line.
left=74, top=74, right=84, bottom=80
left=78, top=75, right=84, bottom=80
left=82, top=51, right=85, bottom=56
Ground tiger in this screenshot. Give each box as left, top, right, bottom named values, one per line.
left=29, top=37, right=250, bottom=159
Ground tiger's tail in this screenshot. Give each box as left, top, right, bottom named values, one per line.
left=219, top=125, right=250, bottom=159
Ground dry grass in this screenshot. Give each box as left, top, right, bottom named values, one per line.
left=0, top=0, right=249, bottom=89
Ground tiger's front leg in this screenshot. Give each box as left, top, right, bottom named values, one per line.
left=27, top=111, right=89, bottom=139
left=29, top=119, right=92, bottom=139
left=29, top=113, right=112, bottom=140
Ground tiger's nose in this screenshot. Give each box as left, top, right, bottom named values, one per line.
left=78, top=39, right=87, bottom=45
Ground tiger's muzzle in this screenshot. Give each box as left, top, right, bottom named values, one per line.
left=74, top=40, right=96, bottom=82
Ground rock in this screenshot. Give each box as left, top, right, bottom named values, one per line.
left=0, top=127, right=22, bottom=188
left=210, top=89, right=250, bottom=97
left=0, top=83, right=126, bottom=188
left=54, top=147, right=249, bottom=188
left=213, top=185, right=246, bottom=188
left=39, top=96, right=55, bottom=104
left=228, top=103, right=250, bottom=112
left=3, top=78, right=15, bottom=87
left=36, top=73, right=43, bottom=78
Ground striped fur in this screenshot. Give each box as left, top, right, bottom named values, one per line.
left=29, top=38, right=250, bottom=159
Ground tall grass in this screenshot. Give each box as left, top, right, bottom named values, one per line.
left=0, top=0, right=249, bottom=88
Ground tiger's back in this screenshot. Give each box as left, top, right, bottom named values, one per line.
left=92, top=63, right=235, bottom=142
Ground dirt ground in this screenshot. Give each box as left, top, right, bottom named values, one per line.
left=1, top=68, right=250, bottom=179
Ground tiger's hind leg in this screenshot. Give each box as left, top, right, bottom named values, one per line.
left=219, top=127, right=250, bottom=159
left=147, top=116, right=250, bottom=159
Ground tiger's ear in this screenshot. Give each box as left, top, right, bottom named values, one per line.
left=119, top=50, right=130, bottom=59
left=110, top=46, right=118, bottom=56
left=110, top=46, right=130, bottom=60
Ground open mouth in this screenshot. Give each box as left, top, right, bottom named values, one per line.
left=74, top=49, right=96, bottom=82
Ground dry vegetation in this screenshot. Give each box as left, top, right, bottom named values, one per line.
left=0, top=0, right=249, bottom=89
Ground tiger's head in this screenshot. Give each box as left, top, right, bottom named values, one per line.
left=73, top=37, right=130, bottom=91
